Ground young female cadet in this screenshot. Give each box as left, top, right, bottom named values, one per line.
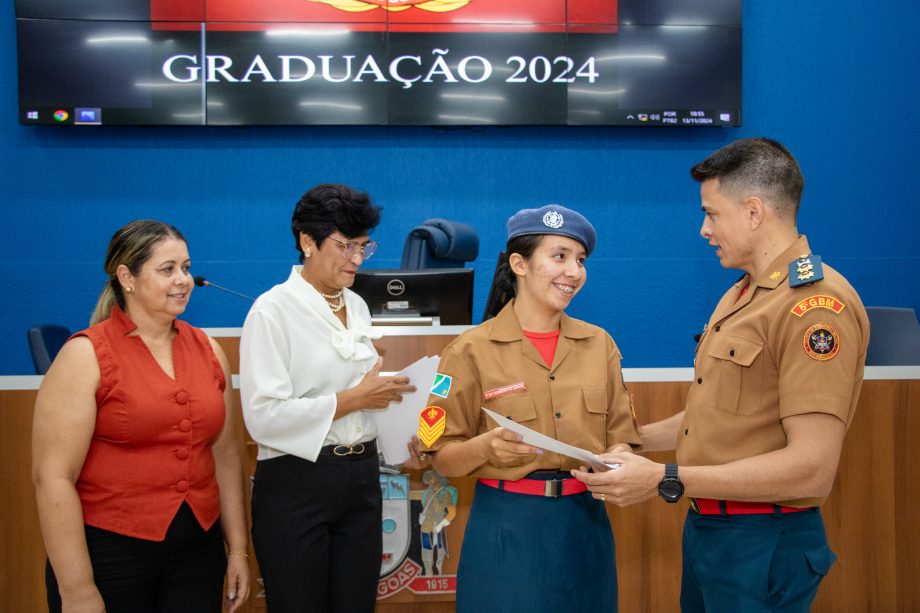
left=422, top=205, right=641, bottom=613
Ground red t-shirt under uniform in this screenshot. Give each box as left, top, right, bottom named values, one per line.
left=74, top=306, right=226, bottom=541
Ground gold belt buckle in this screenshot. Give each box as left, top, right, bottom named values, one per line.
left=333, top=443, right=366, bottom=456
left=544, top=479, right=563, bottom=497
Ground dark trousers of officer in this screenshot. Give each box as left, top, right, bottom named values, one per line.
left=251, top=447, right=382, bottom=613
left=680, top=507, right=836, bottom=613
left=46, top=502, right=226, bottom=613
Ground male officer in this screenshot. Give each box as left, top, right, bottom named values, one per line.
left=573, top=137, right=869, bottom=612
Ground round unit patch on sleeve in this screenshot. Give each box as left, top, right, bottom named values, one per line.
left=803, top=323, right=840, bottom=361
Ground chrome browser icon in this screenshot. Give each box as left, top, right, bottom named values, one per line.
left=53, top=109, right=69, bottom=122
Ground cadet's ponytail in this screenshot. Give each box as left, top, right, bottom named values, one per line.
left=483, top=235, right=543, bottom=320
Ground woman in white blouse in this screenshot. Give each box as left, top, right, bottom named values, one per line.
left=240, top=184, right=417, bottom=612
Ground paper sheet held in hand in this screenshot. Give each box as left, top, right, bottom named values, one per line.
left=367, top=356, right=440, bottom=465
left=481, top=407, right=620, bottom=471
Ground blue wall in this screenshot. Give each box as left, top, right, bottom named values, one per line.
left=3, top=2, right=919, bottom=374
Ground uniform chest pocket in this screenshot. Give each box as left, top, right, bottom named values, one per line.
left=581, top=386, right=609, bottom=437
left=484, top=394, right=537, bottom=425
left=583, top=387, right=608, bottom=415
left=704, top=333, right=766, bottom=416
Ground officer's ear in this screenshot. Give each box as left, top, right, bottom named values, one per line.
left=745, top=196, right=766, bottom=230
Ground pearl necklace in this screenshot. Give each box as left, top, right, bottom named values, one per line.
left=301, top=268, right=345, bottom=313
left=320, top=290, right=345, bottom=312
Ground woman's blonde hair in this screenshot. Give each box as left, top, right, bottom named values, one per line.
left=90, top=220, right=186, bottom=325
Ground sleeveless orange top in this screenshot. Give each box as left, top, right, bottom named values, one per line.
left=74, top=306, right=225, bottom=541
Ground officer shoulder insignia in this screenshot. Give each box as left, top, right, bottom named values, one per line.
left=418, top=406, right=447, bottom=447
left=803, top=323, right=840, bottom=360
left=791, top=295, right=847, bottom=318
left=789, top=254, right=824, bottom=288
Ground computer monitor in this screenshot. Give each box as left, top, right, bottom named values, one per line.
left=351, top=268, right=473, bottom=325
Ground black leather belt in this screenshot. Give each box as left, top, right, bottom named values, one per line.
left=318, top=440, right=377, bottom=458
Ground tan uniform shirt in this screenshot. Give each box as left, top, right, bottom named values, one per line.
left=425, top=301, right=642, bottom=480
left=677, top=236, right=869, bottom=507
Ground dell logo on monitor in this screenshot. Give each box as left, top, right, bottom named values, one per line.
left=386, top=279, right=405, bottom=296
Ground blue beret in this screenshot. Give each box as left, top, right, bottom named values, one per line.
left=506, top=204, right=597, bottom=256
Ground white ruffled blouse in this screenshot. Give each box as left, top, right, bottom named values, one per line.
left=240, top=266, right=382, bottom=462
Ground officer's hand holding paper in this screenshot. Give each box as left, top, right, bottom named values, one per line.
left=481, top=407, right=621, bottom=471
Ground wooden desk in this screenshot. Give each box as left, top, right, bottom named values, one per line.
left=3, top=326, right=919, bottom=612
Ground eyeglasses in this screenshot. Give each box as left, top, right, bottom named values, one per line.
left=326, top=236, right=378, bottom=260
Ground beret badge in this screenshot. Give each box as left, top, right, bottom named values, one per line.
left=542, top=210, right=564, bottom=229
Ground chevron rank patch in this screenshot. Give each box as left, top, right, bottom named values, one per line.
left=430, top=373, right=452, bottom=398
left=418, top=406, right=447, bottom=448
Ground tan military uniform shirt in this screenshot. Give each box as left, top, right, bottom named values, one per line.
left=677, top=236, right=869, bottom=507
left=425, top=301, right=641, bottom=480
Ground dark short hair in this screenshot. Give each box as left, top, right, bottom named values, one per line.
left=291, top=184, right=382, bottom=263
left=690, top=137, right=804, bottom=219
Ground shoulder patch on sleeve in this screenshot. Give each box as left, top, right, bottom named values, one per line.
left=430, top=373, right=452, bottom=398
left=789, top=254, right=825, bottom=288
left=418, top=406, right=447, bottom=448
left=791, top=295, right=846, bottom=317
left=803, top=323, right=839, bottom=360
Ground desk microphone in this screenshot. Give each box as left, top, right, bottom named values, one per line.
left=193, top=276, right=255, bottom=302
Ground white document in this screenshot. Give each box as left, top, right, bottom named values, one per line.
left=368, top=355, right=441, bottom=465
left=481, top=407, right=620, bottom=471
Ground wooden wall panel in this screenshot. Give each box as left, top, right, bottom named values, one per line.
left=3, top=339, right=918, bottom=612
left=897, top=380, right=920, bottom=611
left=0, top=391, right=48, bottom=612
left=816, top=380, right=899, bottom=611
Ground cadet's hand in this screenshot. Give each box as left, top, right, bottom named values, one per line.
left=478, top=427, right=542, bottom=467
left=571, top=451, right=661, bottom=506
left=347, top=358, right=417, bottom=411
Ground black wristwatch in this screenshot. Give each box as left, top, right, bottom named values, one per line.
left=658, top=464, right=684, bottom=503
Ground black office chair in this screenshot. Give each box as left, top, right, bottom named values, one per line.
left=27, top=324, right=71, bottom=375
left=400, top=218, right=479, bottom=269
left=865, top=306, right=920, bottom=365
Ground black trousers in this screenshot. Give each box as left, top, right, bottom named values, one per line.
left=251, top=447, right=382, bottom=613
left=46, top=502, right=226, bottom=613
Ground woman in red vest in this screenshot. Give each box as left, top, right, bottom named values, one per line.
left=33, top=220, right=250, bottom=612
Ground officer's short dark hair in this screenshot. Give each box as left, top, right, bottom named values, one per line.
left=691, top=138, right=804, bottom=220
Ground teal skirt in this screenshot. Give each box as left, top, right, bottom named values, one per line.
left=457, top=474, right=617, bottom=613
